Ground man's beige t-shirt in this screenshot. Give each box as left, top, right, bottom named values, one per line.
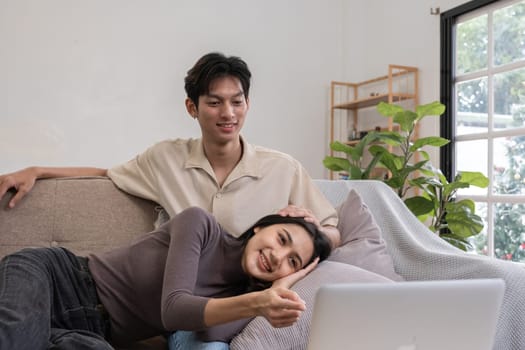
left=107, top=137, right=338, bottom=237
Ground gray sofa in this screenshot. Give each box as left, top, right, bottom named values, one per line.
left=1, top=177, right=524, bottom=350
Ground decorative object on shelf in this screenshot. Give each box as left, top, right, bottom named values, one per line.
left=348, top=127, right=357, bottom=141
left=323, top=101, right=489, bottom=250
left=359, top=130, right=368, bottom=139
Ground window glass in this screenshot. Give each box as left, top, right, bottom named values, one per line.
left=493, top=202, right=525, bottom=262
left=456, top=78, right=488, bottom=135
left=456, top=139, right=488, bottom=196
left=493, top=67, right=525, bottom=130
left=456, top=14, right=488, bottom=74
left=494, top=135, right=525, bottom=195
left=493, top=1, right=525, bottom=66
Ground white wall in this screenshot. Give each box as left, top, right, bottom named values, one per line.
left=341, top=0, right=469, bottom=166
left=1, top=0, right=344, bottom=178
left=1, top=0, right=470, bottom=179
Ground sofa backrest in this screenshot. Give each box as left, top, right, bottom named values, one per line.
left=0, top=176, right=353, bottom=260
left=0, top=177, right=158, bottom=258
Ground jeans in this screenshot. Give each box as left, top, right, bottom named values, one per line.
left=168, top=331, right=229, bottom=350
left=0, top=247, right=113, bottom=350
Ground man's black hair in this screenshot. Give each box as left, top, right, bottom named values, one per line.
left=184, top=52, right=252, bottom=106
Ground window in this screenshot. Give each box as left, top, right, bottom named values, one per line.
left=441, top=0, right=525, bottom=261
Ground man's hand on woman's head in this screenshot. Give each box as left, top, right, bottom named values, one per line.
left=277, top=204, right=341, bottom=249
left=277, top=205, right=320, bottom=227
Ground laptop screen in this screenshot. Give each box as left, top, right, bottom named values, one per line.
left=307, top=279, right=504, bottom=350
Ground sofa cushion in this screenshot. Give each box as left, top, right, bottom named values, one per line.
left=230, top=261, right=392, bottom=350
left=328, top=189, right=403, bottom=281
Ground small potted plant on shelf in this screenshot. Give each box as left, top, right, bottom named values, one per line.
left=323, top=101, right=489, bottom=250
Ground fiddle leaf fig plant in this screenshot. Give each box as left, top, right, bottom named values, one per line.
left=323, top=100, right=489, bottom=250
left=406, top=169, right=489, bottom=250
left=372, top=100, right=450, bottom=197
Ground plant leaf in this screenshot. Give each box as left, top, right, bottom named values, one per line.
left=410, top=137, right=450, bottom=151
left=322, top=157, right=350, bottom=171
left=442, top=181, right=469, bottom=199
left=444, top=200, right=484, bottom=238
left=353, top=132, right=382, bottom=159
left=377, top=101, right=405, bottom=116
left=349, top=165, right=364, bottom=179
left=457, top=171, right=489, bottom=188
left=416, top=101, right=446, bottom=119
left=330, top=141, right=353, bottom=154
left=371, top=148, right=400, bottom=172
left=419, top=150, right=430, bottom=161
left=405, top=196, right=434, bottom=216
left=375, top=131, right=404, bottom=146
left=362, top=154, right=384, bottom=179
left=440, top=233, right=472, bottom=251
left=393, top=110, right=418, bottom=132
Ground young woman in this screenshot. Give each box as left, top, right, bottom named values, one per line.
left=0, top=207, right=331, bottom=349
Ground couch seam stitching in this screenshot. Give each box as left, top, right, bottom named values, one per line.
left=50, top=178, right=58, bottom=245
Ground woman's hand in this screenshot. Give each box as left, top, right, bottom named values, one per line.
left=272, top=257, right=319, bottom=289
left=259, top=258, right=319, bottom=327
left=255, top=286, right=307, bottom=328
left=203, top=257, right=320, bottom=329
left=254, top=244, right=321, bottom=327
left=204, top=284, right=311, bottom=329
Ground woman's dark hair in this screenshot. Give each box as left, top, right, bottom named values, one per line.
left=241, top=214, right=332, bottom=267
left=240, top=214, right=332, bottom=292
left=184, top=52, right=252, bottom=106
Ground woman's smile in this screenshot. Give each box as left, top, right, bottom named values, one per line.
left=259, top=250, right=272, bottom=272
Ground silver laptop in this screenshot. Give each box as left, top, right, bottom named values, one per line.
left=307, top=279, right=505, bottom=350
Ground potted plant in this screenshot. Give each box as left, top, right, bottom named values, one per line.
left=406, top=168, right=489, bottom=250
left=323, top=101, right=489, bottom=250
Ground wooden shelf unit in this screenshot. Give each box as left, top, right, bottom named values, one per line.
left=329, top=64, right=419, bottom=179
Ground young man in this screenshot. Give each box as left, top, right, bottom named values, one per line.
left=0, top=52, right=340, bottom=348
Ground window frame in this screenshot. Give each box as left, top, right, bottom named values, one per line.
left=440, top=0, right=500, bottom=180
left=440, top=0, right=525, bottom=259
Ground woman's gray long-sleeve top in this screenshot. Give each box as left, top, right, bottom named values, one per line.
left=88, top=207, right=251, bottom=346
